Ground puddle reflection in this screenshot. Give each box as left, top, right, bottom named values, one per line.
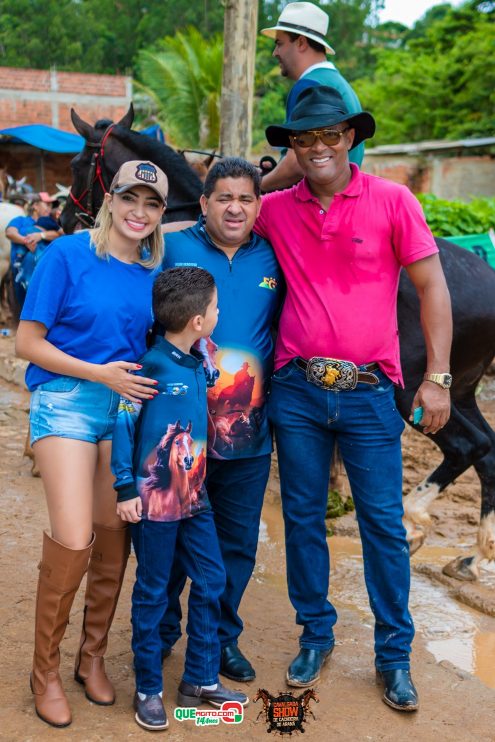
left=258, top=498, right=495, bottom=689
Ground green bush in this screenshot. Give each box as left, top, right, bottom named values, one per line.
left=417, top=194, right=495, bottom=237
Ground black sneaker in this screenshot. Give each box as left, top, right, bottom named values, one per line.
left=133, top=692, right=169, bottom=731
left=177, top=680, right=249, bottom=708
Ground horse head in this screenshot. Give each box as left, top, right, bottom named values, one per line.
left=253, top=688, right=274, bottom=707
left=179, top=150, right=218, bottom=183
left=61, top=105, right=202, bottom=233
left=60, top=106, right=135, bottom=233
left=297, top=688, right=319, bottom=707
left=172, top=420, right=194, bottom=471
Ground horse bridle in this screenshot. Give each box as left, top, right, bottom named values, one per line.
left=69, top=126, right=202, bottom=228
left=68, top=124, right=115, bottom=228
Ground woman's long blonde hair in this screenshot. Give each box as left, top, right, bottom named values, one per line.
left=90, top=197, right=164, bottom=268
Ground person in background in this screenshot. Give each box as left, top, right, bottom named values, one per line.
left=6, top=193, right=62, bottom=306
left=260, top=1, right=364, bottom=192
left=15, top=161, right=167, bottom=729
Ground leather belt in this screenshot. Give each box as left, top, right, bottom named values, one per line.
left=295, top=357, right=379, bottom=391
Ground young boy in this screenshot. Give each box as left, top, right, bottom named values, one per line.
left=112, top=267, right=248, bottom=732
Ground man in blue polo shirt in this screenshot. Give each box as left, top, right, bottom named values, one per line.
left=160, top=158, right=283, bottom=682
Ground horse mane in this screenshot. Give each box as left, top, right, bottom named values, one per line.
left=95, top=118, right=114, bottom=130
left=112, top=125, right=203, bottom=207
left=143, top=422, right=188, bottom=492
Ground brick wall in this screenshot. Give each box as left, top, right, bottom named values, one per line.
left=0, top=66, right=132, bottom=130
left=0, top=145, right=73, bottom=192
left=362, top=152, right=494, bottom=199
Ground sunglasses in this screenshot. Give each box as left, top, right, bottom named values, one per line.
left=289, top=128, right=350, bottom=148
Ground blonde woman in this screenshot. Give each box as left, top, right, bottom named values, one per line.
left=15, top=161, right=168, bottom=728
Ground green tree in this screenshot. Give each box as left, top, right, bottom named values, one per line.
left=0, top=0, right=105, bottom=71
left=0, top=0, right=225, bottom=73
left=136, top=28, right=223, bottom=148
left=353, top=2, right=495, bottom=144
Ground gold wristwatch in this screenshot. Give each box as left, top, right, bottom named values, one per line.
left=423, top=372, right=452, bottom=389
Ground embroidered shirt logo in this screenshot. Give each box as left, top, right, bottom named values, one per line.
left=351, top=237, right=363, bottom=243
left=259, top=276, right=278, bottom=291
left=163, top=383, right=189, bottom=396
left=135, top=163, right=158, bottom=183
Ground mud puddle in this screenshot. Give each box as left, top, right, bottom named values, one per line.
left=256, top=498, right=495, bottom=690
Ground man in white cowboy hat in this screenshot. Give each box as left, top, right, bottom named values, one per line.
left=255, top=86, right=452, bottom=711
left=260, top=1, right=364, bottom=192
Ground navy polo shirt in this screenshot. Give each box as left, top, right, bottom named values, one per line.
left=164, top=219, right=283, bottom=460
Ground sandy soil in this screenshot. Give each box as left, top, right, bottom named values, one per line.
left=0, top=355, right=494, bottom=741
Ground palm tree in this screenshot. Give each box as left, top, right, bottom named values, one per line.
left=136, top=27, right=223, bottom=149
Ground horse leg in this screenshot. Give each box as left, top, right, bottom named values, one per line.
left=441, top=398, right=495, bottom=581
left=395, top=389, right=491, bottom=555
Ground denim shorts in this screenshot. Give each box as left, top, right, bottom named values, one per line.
left=30, top=376, right=120, bottom=446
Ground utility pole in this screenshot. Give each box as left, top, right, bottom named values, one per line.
left=220, top=0, right=259, bottom=159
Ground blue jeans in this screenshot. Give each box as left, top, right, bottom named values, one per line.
left=268, top=361, right=413, bottom=671
left=10, top=244, right=29, bottom=306
left=131, top=511, right=225, bottom=694
left=159, top=454, right=271, bottom=650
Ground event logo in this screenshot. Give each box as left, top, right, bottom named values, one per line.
left=259, top=276, right=278, bottom=291
left=254, top=688, right=319, bottom=735
left=174, top=701, right=244, bottom=727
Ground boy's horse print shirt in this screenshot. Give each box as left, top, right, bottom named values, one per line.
left=111, top=337, right=210, bottom=522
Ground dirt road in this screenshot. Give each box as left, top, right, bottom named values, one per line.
left=0, top=341, right=494, bottom=741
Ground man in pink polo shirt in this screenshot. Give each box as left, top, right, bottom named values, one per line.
left=255, top=86, right=452, bottom=711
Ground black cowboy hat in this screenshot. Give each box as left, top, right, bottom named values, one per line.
left=266, top=86, right=376, bottom=150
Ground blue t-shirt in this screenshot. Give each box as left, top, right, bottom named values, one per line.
left=7, top=214, right=36, bottom=236
left=7, top=215, right=36, bottom=260
left=111, top=337, right=210, bottom=523
left=164, top=219, right=283, bottom=460
left=36, top=216, right=60, bottom=232
left=21, top=230, right=158, bottom=390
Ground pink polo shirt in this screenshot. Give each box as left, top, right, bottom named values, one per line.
left=254, top=165, right=438, bottom=384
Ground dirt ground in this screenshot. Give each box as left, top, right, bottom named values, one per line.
left=0, top=337, right=494, bottom=741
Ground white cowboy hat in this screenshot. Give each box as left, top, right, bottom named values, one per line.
left=261, top=2, right=335, bottom=55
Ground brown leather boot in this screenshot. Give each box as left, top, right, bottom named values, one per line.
left=74, top=523, right=130, bottom=705
left=31, top=531, right=94, bottom=727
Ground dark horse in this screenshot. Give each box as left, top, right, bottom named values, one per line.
left=60, top=105, right=202, bottom=233
left=61, top=106, right=495, bottom=582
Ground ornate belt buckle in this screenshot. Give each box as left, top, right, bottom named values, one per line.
left=306, top=357, right=358, bottom=391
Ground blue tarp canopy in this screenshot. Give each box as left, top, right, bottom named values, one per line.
left=0, top=124, right=85, bottom=153
left=0, top=123, right=166, bottom=152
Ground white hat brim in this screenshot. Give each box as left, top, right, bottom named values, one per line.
left=261, top=24, right=335, bottom=55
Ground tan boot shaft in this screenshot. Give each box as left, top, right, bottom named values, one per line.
left=32, top=531, right=93, bottom=728
left=75, top=524, right=130, bottom=705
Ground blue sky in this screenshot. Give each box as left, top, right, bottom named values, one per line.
left=378, top=0, right=464, bottom=27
